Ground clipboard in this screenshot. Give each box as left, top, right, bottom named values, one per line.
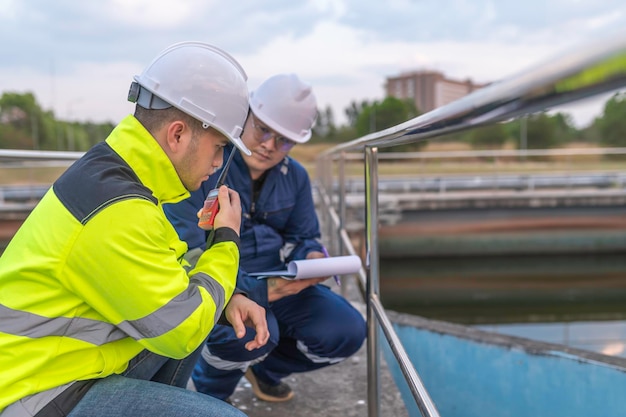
left=249, top=255, right=362, bottom=280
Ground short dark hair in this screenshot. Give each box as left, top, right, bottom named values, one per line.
left=134, top=106, right=205, bottom=136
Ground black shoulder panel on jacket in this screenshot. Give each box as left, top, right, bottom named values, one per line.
left=54, top=142, right=157, bottom=224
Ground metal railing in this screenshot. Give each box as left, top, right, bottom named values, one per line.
left=335, top=147, right=626, bottom=192
left=0, top=150, right=83, bottom=214
left=0, top=149, right=84, bottom=161
left=315, top=30, right=626, bottom=417
left=318, top=147, right=626, bottom=229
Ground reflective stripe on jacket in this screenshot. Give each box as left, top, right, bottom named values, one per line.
left=0, top=115, right=239, bottom=411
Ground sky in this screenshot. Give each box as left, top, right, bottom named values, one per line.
left=1, top=0, right=625, bottom=129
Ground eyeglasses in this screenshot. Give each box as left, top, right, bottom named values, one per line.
left=250, top=116, right=296, bottom=152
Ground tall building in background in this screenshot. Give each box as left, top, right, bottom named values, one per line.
left=385, top=70, right=489, bottom=113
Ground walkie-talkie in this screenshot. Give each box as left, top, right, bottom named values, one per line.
left=198, top=148, right=237, bottom=229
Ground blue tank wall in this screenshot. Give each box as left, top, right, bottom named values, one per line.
left=382, top=320, right=626, bottom=417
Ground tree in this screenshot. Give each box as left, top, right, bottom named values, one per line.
left=0, top=92, right=64, bottom=150
left=0, top=92, right=41, bottom=148
left=352, top=97, right=423, bottom=152
left=595, top=92, right=626, bottom=147
left=0, top=92, right=114, bottom=151
left=468, top=123, right=509, bottom=149
left=344, top=100, right=370, bottom=128
left=311, top=105, right=337, bottom=143
left=551, top=112, right=579, bottom=144
left=527, top=114, right=559, bottom=148
left=354, top=97, right=419, bottom=137
left=0, top=122, right=32, bottom=149
left=503, top=112, right=576, bottom=149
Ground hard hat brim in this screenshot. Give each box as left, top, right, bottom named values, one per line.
left=228, top=135, right=252, bottom=156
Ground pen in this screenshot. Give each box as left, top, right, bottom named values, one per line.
left=321, top=246, right=341, bottom=287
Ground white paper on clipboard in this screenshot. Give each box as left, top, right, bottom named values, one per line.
left=248, top=255, right=362, bottom=280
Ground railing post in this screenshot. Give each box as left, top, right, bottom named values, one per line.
left=338, top=151, right=347, bottom=294
left=319, top=155, right=331, bottom=243
left=365, top=146, right=381, bottom=417
left=325, top=156, right=333, bottom=243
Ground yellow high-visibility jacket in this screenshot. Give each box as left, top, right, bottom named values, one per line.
left=0, top=115, right=239, bottom=411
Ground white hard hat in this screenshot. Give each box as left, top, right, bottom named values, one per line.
left=130, top=41, right=251, bottom=155
left=249, top=74, right=317, bottom=143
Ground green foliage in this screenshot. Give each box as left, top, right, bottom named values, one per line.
left=525, top=114, right=559, bottom=148
left=595, top=92, right=626, bottom=147
left=502, top=112, right=577, bottom=149
left=0, top=92, right=114, bottom=151
left=551, top=112, right=580, bottom=143
left=310, top=102, right=361, bottom=145
left=0, top=122, right=32, bottom=149
left=354, top=97, right=419, bottom=137
left=331, top=125, right=359, bottom=143
left=344, top=100, right=370, bottom=128
left=468, top=123, right=509, bottom=149
left=84, top=122, right=116, bottom=147
left=578, top=122, right=602, bottom=144
left=311, top=105, right=336, bottom=143
left=357, top=97, right=424, bottom=151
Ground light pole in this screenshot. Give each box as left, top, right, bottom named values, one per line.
left=66, top=98, right=83, bottom=151
left=520, top=115, right=527, bottom=151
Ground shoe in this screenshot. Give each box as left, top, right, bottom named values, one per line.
left=244, top=368, right=294, bottom=402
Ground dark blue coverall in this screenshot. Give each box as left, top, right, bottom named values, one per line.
left=164, top=146, right=366, bottom=399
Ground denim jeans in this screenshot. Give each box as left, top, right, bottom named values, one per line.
left=66, top=374, right=245, bottom=417
left=64, top=348, right=245, bottom=417
left=122, top=348, right=198, bottom=388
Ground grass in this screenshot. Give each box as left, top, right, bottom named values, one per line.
left=292, top=142, right=626, bottom=179
left=0, top=166, right=70, bottom=185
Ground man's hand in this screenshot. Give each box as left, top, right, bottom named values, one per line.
left=224, top=294, right=269, bottom=351
left=267, top=276, right=327, bottom=302
left=214, top=185, right=242, bottom=234
left=305, top=251, right=325, bottom=260
left=197, top=185, right=242, bottom=233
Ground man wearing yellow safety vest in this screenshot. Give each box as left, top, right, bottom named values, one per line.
left=0, top=42, right=268, bottom=417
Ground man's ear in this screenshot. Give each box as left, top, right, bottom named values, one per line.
left=164, top=121, right=186, bottom=152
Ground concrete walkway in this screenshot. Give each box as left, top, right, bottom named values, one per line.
left=190, top=276, right=410, bottom=417
left=227, top=341, right=408, bottom=417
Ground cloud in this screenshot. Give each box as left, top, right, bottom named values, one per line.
left=0, top=0, right=624, bottom=127
left=337, top=0, right=625, bottom=44
left=0, top=0, right=330, bottom=71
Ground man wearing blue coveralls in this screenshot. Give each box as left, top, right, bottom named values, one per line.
left=165, top=73, right=366, bottom=402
